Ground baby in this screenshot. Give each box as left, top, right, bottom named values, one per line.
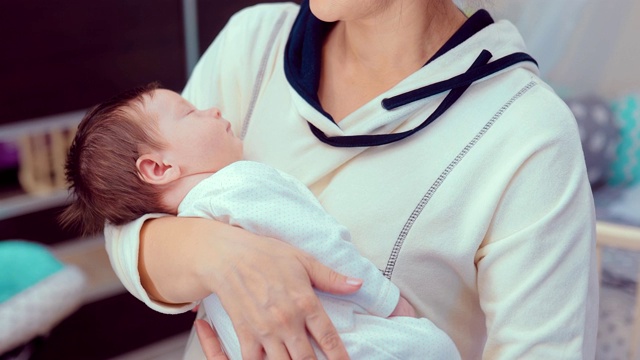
left=61, top=83, right=460, bottom=359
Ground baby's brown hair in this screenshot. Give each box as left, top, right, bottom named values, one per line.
left=60, top=82, right=170, bottom=235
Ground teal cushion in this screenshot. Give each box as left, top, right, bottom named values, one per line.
left=0, top=240, right=64, bottom=303
left=609, top=94, right=640, bottom=186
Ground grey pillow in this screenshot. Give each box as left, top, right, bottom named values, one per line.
left=565, top=95, right=619, bottom=190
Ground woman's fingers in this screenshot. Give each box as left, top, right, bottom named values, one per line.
left=263, top=340, right=293, bottom=360
left=304, top=315, right=346, bottom=359
left=211, top=234, right=355, bottom=360
left=235, top=325, right=269, bottom=360
left=194, top=319, right=229, bottom=360
left=220, top=258, right=318, bottom=360
left=301, top=252, right=363, bottom=295
left=295, top=255, right=355, bottom=359
left=282, top=327, right=317, bottom=360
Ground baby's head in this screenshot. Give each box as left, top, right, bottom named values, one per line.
left=61, top=83, right=242, bottom=234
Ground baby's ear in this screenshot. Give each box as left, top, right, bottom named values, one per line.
left=136, top=154, right=180, bottom=185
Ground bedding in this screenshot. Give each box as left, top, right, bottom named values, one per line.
left=567, top=93, right=640, bottom=359
left=592, top=185, right=640, bottom=360
left=594, top=184, right=640, bottom=284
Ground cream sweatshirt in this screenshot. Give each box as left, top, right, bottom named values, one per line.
left=105, top=2, right=598, bottom=359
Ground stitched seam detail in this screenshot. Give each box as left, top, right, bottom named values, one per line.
left=240, top=12, right=287, bottom=140
left=382, top=80, right=538, bottom=279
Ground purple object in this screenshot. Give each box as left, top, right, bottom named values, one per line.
left=0, top=141, right=19, bottom=169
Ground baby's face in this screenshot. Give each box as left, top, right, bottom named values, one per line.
left=144, top=89, right=243, bottom=174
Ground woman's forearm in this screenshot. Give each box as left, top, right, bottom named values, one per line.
left=138, top=215, right=358, bottom=359
left=139, top=216, right=239, bottom=304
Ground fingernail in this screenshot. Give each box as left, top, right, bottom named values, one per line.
left=346, top=277, right=362, bottom=286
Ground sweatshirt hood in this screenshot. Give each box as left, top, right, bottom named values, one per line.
left=284, top=0, right=538, bottom=147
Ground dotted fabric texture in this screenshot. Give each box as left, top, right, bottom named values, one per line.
left=565, top=95, right=619, bottom=189
left=610, top=94, right=640, bottom=186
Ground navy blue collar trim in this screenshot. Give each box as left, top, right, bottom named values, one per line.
left=284, top=0, right=334, bottom=120
left=428, top=9, right=494, bottom=65
left=284, top=2, right=537, bottom=147
left=309, top=51, right=537, bottom=147
left=284, top=2, right=494, bottom=122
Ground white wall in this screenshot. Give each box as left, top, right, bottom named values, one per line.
left=492, top=0, right=640, bottom=99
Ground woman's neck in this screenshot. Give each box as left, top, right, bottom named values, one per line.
left=338, top=2, right=464, bottom=71
left=318, top=0, right=466, bottom=122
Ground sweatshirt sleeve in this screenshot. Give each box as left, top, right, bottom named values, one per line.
left=476, top=89, right=598, bottom=359
left=180, top=161, right=400, bottom=317
left=104, top=214, right=196, bottom=314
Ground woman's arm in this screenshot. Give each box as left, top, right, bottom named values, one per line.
left=178, top=163, right=401, bottom=318
left=477, top=92, right=598, bottom=359
left=136, top=216, right=358, bottom=359
left=138, top=217, right=235, bottom=304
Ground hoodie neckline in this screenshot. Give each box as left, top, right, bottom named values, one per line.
left=284, top=1, right=495, bottom=122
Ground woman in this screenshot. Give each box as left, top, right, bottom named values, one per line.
left=106, top=0, right=598, bottom=358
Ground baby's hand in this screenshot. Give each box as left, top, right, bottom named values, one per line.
left=390, top=295, right=416, bottom=317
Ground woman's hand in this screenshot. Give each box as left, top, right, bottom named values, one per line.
left=208, top=231, right=360, bottom=359
left=195, top=319, right=229, bottom=360
left=140, top=218, right=360, bottom=359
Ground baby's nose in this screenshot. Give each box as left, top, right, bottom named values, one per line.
left=207, top=107, right=222, bottom=118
